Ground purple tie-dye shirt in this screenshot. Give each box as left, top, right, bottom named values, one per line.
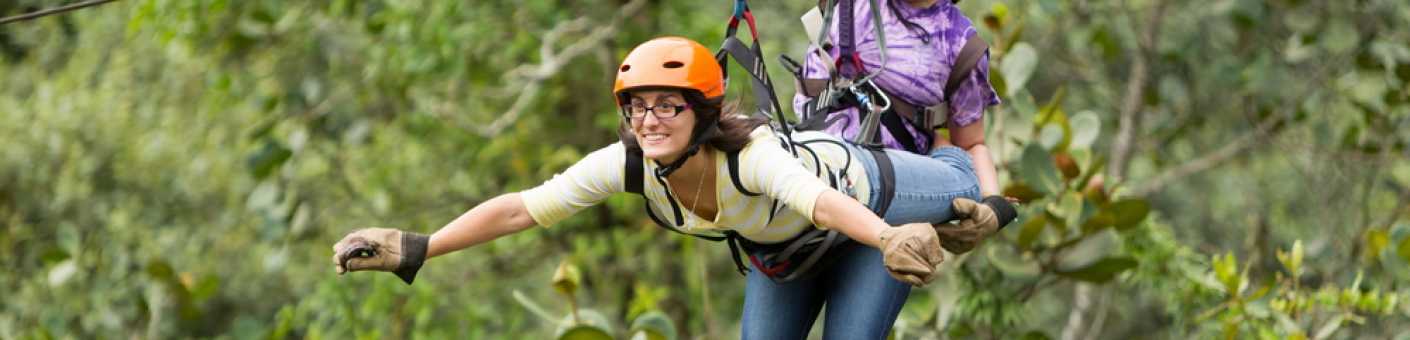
left=791, top=0, right=1001, bottom=152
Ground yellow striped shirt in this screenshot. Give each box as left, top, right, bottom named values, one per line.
left=520, top=126, right=870, bottom=243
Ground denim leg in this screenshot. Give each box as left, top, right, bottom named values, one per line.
left=874, top=146, right=981, bottom=224
left=820, top=243, right=912, bottom=340
left=740, top=268, right=825, bottom=339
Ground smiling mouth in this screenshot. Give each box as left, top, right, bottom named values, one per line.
left=642, top=132, right=669, bottom=142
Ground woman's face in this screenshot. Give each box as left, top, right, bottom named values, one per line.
left=626, top=90, right=696, bottom=163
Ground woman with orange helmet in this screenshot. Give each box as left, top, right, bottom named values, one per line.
left=331, top=36, right=1014, bottom=339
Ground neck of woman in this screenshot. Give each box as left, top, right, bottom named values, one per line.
left=665, top=146, right=712, bottom=181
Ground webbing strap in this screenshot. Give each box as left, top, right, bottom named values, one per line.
left=879, top=106, right=922, bottom=154
left=866, top=148, right=895, bottom=216
left=719, top=38, right=782, bottom=122
left=725, top=151, right=762, bottom=196
left=626, top=149, right=730, bottom=241
left=942, top=33, right=989, bottom=111
left=625, top=150, right=644, bottom=195
left=837, top=0, right=857, bottom=77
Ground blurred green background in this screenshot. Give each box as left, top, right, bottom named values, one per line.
left=2, top=0, right=1409, bottom=339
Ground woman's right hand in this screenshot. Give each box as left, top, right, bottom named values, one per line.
left=331, top=228, right=430, bottom=284
left=877, top=223, right=946, bottom=286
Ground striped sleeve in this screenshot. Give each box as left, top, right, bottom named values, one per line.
left=736, top=127, right=832, bottom=222
left=519, top=143, right=626, bottom=227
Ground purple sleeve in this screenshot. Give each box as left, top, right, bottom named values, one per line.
left=945, top=44, right=1000, bottom=128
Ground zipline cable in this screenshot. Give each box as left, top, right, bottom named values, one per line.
left=0, top=0, right=119, bottom=25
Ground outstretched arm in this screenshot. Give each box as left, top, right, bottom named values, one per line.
left=426, top=193, right=539, bottom=258
left=810, top=189, right=889, bottom=248
left=811, top=187, right=946, bottom=286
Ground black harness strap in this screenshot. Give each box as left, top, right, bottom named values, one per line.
left=936, top=33, right=989, bottom=128
left=626, top=149, right=744, bottom=274
left=725, top=151, right=762, bottom=197
left=879, top=105, right=922, bottom=153
left=944, top=33, right=989, bottom=103
left=625, top=150, right=644, bottom=195
left=866, top=148, right=896, bottom=216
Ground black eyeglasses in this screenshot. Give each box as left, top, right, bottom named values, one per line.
left=624, top=102, right=690, bottom=120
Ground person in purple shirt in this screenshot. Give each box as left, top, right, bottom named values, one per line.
left=758, top=0, right=1007, bottom=337
left=792, top=0, right=1003, bottom=199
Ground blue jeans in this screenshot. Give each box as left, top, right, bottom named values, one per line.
left=739, top=146, right=980, bottom=339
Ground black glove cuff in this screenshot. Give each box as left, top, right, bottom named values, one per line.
left=394, top=232, right=430, bottom=284
left=982, top=196, right=1018, bottom=229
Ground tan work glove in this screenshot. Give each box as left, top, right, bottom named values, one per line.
left=878, top=223, right=945, bottom=286
left=935, top=196, right=1017, bottom=254
left=332, top=228, right=430, bottom=284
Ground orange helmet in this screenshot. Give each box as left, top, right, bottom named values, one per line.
left=613, top=37, right=724, bottom=104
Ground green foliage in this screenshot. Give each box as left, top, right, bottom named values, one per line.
left=3, top=0, right=1409, bottom=338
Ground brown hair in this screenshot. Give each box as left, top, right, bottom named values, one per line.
left=617, top=89, right=769, bottom=154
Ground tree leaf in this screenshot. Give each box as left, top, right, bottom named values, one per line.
left=1398, top=235, right=1410, bottom=264
left=557, top=309, right=614, bottom=340
left=987, top=243, right=1041, bottom=279
left=629, top=311, right=677, bottom=340
left=1109, top=199, right=1150, bottom=230
left=1017, top=212, right=1046, bottom=249
left=1313, top=314, right=1345, bottom=340
left=1069, top=110, right=1101, bottom=151
left=1054, top=257, right=1137, bottom=283
left=1002, top=183, right=1045, bottom=202
left=1366, top=229, right=1389, bottom=262
left=1017, top=144, right=1062, bottom=196
left=1037, top=123, right=1065, bottom=151
left=1021, top=330, right=1052, bottom=340
left=1001, top=43, right=1038, bottom=97
left=557, top=326, right=613, bottom=340
left=246, top=138, right=292, bottom=179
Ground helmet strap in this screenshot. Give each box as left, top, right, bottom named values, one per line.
left=653, top=117, right=719, bottom=178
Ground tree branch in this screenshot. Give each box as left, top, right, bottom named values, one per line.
left=1107, top=0, right=1168, bottom=181
left=0, top=0, right=118, bottom=25
left=1126, top=112, right=1283, bottom=197
left=1061, top=283, right=1094, bottom=340
left=465, top=0, right=647, bottom=138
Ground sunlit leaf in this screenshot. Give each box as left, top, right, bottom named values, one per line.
left=1277, top=240, right=1305, bottom=279
left=1365, top=229, right=1389, bottom=262
left=1313, top=314, right=1345, bottom=339
left=1213, top=252, right=1241, bottom=295
left=47, top=259, right=79, bottom=287
left=989, top=3, right=1010, bottom=29
left=1001, top=43, right=1038, bottom=97
left=1037, top=123, right=1064, bottom=150
left=1068, top=110, right=1101, bottom=150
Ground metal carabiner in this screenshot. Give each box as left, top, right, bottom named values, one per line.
left=850, top=82, right=884, bottom=146
left=861, top=79, right=890, bottom=114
